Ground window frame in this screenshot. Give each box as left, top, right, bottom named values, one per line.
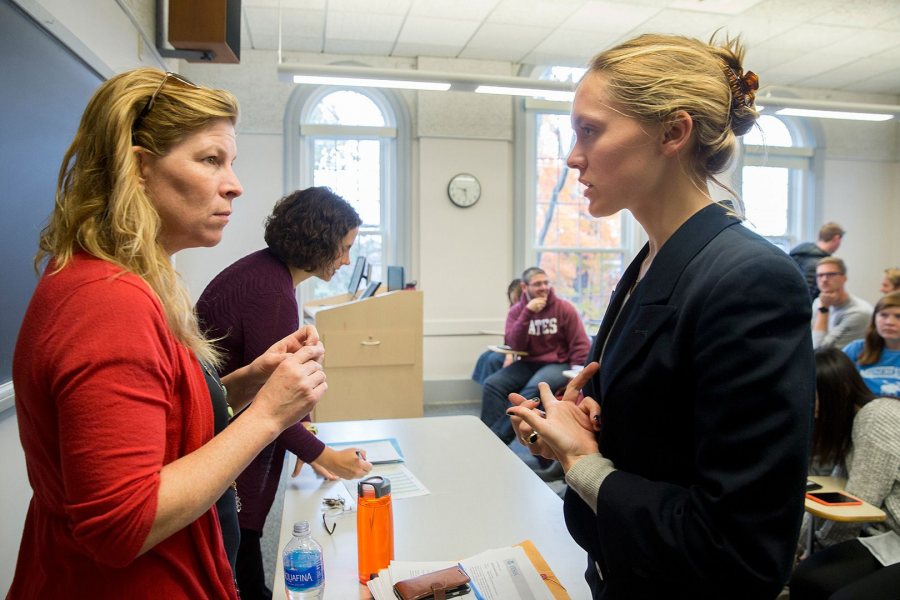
left=516, top=96, right=636, bottom=330
left=737, top=114, right=818, bottom=250
left=284, top=83, right=411, bottom=303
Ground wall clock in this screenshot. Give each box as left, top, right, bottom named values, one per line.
left=447, top=173, right=481, bottom=208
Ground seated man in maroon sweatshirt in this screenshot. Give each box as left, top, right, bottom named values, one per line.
left=480, top=267, right=590, bottom=444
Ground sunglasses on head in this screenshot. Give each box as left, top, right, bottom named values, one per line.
left=131, top=72, right=197, bottom=143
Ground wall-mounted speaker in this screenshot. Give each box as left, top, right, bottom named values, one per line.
left=168, top=0, right=241, bottom=64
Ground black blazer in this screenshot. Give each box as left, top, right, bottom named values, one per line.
left=566, top=204, right=814, bottom=599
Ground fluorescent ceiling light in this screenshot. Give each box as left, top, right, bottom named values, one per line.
left=775, top=108, right=893, bottom=122
left=291, top=74, right=450, bottom=91
left=756, top=93, right=899, bottom=122
left=278, top=63, right=574, bottom=100
left=476, top=85, right=575, bottom=102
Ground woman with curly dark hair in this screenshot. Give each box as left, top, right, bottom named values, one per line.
left=196, top=186, right=371, bottom=600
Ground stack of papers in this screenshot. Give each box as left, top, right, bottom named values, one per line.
left=329, top=438, right=430, bottom=499
left=366, top=545, right=555, bottom=600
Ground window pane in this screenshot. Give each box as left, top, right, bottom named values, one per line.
left=534, top=114, right=620, bottom=249
left=743, top=115, right=793, bottom=147
left=312, top=139, right=381, bottom=226
left=542, top=66, right=586, bottom=83
left=308, top=90, right=385, bottom=126
left=742, top=166, right=789, bottom=236
left=532, top=109, right=625, bottom=329
left=537, top=251, right=623, bottom=328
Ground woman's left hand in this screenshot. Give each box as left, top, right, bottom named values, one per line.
left=222, top=325, right=322, bottom=412
left=250, top=325, right=321, bottom=381
left=508, top=382, right=600, bottom=473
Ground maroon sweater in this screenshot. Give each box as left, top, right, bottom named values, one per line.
left=505, top=287, right=590, bottom=366
left=196, top=248, right=325, bottom=532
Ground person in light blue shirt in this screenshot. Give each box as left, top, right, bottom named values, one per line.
left=842, top=291, right=900, bottom=398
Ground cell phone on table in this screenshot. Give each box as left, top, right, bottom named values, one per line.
left=496, top=344, right=511, bottom=350
left=805, top=491, right=863, bottom=506
left=806, top=480, right=822, bottom=492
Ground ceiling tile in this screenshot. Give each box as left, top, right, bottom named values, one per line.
left=714, top=15, right=797, bottom=47
left=397, top=16, right=480, bottom=46
left=820, top=29, right=900, bottom=60
left=391, top=42, right=466, bottom=58
left=629, top=8, right=732, bottom=39
left=813, top=0, right=900, bottom=28
left=243, top=0, right=326, bottom=8
left=743, top=0, right=842, bottom=21
left=752, top=23, right=857, bottom=54
left=254, top=34, right=322, bottom=53
left=244, top=6, right=324, bottom=38
left=465, top=23, right=548, bottom=52
left=797, top=56, right=897, bottom=88
left=531, top=28, right=621, bottom=61
left=487, top=0, right=584, bottom=27
left=324, top=39, right=397, bottom=56
left=840, top=69, right=900, bottom=93
left=328, top=0, right=412, bottom=14
left=407, top=0, right=501, bottom=21
left=326, top=12, right=404, bottom=42
left=669, top=0, right=767, bottom=15
left=559, top=1, right=662, bottom=32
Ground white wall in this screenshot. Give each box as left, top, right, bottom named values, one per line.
left=0, top=410, right=29, bottom=594
left=821, top=157, right=898, bottom=306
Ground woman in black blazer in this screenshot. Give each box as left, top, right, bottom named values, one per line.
left=509, top=34, right=814, bottom=600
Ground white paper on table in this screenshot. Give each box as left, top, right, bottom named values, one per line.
left=459, top=546, right=554, bottom=600
left=343, top=462, right=430, bottom=500
left=366, top=568, right=394, bottom=600
left=388, top=560, right=456, bottom=582
left=329, top=438, right=404, bottom=464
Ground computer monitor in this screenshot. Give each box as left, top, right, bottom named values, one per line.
left=359, top=280, right=381, bottom=299
left=387, top=266, right=405, bottom=291
left=347, top=256, right=367, bottom=295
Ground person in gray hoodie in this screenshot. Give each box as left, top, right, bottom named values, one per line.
left=790, top=221, right=844, bottom=300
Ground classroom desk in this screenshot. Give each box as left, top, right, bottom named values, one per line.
left=805, top=476, right=887, bottom=522
left=487, top=344, right=528, bottom=357
left=272, top=415, right=591, bottom=599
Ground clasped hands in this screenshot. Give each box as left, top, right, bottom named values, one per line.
left=506, top=362, right=602, bottom=473
left=226, top=324, right=328, bottom=432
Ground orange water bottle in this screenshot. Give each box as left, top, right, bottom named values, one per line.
left=357, top=475, right=393, bottom=583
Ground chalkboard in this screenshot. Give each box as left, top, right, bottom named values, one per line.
left=0, top=0, right=102, bottom=388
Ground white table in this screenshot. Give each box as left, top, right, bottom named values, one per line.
left=272, top=415, right=591, bottom=599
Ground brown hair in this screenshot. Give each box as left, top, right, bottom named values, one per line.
left=811, top=348, right=874, bottom=467
left=265, top=187, right=361, bottom=273
left=521, top=267, right=547, bottom=285
left=818, top=222, right=845, bottom=242
left=816, top=256, right=846, bottom=275
left=507, top=278, right=523, bottom=305
left=858, top=291, right=900, bottom=365
left=583, top=33, right=758, bottom=199
left=884, top=268, right=900, bottom=291
left=38, top=68, right=239, bottom=365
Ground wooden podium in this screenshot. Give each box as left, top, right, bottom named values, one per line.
left=303, top=290, right=423, bottom=422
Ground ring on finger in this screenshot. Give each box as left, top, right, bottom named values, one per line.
left=526, top=431, right=539, bottom=445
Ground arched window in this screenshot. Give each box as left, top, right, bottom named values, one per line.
left=739, top=114, right=815, bottom=251
left=285, top=85, right=410, bottom=301
left=518, top=66, right=631, bottom=330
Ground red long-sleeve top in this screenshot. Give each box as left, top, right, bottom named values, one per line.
left=9, top=253, right=237, bottom=599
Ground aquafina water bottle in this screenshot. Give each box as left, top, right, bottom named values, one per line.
left=283, top=520, right=324, bottom=599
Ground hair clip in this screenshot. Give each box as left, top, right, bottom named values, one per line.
left=724, top=66, right=758, bottom=109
